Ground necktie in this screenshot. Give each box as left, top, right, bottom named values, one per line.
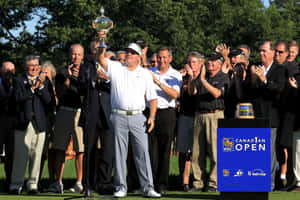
left=96, top=63, right=102, bottom=83
left=29, top=77, right=36, bottom=85
left=97, top=63, right=102, bottom=72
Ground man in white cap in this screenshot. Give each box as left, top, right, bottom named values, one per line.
left=96, top=35, right=161, bottom=198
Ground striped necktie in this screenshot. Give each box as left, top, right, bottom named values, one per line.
left=28, top=77, right=36, bottom=85
left=97, top=63, right=101, bottom=72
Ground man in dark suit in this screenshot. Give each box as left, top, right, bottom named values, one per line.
left=9, top=55, right=52, bottom=194
left=274, top=41, right=297, bottom=188
left=247, top=41, right=286, bottom=190
left=78, top=39, right=113, bottom=195
left=0, top=61, right=16, bottom=191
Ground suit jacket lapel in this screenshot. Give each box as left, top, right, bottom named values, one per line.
left=266, top=62, right=277, bottom=79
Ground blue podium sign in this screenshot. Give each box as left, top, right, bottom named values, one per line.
left=217, top=128, right=271, bottom=192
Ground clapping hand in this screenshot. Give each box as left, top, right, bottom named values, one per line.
left=184, top=64, right=194, bottom=79
left=216, top=43, right=230, bottom=58
left=289, top=77, right=298, bottom=88
left=71, top=65, right=80, bottom=78
left=200, top=64, right=206, bottom=81
left=96, top=68, right=109, bottom=81
left=254, top=65, right=266, bottom=82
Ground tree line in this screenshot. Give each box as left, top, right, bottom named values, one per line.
left=1, top=0, right=299, bottom=72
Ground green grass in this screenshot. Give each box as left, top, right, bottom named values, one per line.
left=1, top=156, right=300, bottom=199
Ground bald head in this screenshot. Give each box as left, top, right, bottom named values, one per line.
left=70, top=44, right=84, bottom=66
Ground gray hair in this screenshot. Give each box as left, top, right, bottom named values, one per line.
left=25, top=54, right=40, bottom=65
left=69, top=43, right=84, bottom=54
left=187, top=51, right=205, bottom=63
left=116, top=50, right=126, bottom=56
left=41, top=61, right=56, bottom=78
left=237, top=44, right=251, bottom=58
left=105, top=51, right=116, bottom=57
left=158, top=46, right=172, bottom=57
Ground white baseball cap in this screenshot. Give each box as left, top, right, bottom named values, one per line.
left=125, top=43, right=142, bottom=56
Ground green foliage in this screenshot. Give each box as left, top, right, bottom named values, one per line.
left=1, top=0, right=300, bottom=71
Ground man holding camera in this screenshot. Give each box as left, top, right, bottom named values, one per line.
left=0, top=61, right=16, bottom=191
left=9, top=55, right=52, bottom=194
left=51, top=44, right=85, bottom=193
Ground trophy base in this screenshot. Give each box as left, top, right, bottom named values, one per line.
left=235, top=103, right=255, bottom=119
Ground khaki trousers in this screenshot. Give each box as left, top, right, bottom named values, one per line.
left=10, top=121, right=45, bottom=191
left=293, top=130, right=300, bottom=186
left=191, top=110, right=224, bottom=189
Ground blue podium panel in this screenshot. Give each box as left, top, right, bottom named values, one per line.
left=217, top=128, right=271, bottom=192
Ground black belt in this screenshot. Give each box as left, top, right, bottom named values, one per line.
left=198, top=109, right=223, bottom=114
left=157, top=107, right=175, bottom=111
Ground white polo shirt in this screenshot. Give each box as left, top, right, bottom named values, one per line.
left=150, top=65, right=182, bottom=109
left=106, top=59, right=157, bottom=111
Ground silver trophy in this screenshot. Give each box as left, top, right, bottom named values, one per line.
left=92, top=7, right=113, bottom=48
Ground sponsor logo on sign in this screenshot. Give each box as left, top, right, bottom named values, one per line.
left=223, top=137, right=266, bottom=152
left=223, top=169, right=230, bottom=177
left=223, top=138, right=234, bottom=152
left=234, top=169, right=244, bottom=177
left=248, top=169, right=266, bottom=176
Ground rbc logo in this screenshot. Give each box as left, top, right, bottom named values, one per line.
left=223, top=138, right=234, bottom=152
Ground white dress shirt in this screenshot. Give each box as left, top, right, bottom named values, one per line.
left=150, top=66, right=182, bottom=109
left=106, top=59, right=157, bottom=111
left=263, top=61, right=273, bottom=76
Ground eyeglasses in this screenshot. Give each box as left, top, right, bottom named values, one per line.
left=275, top=50, right=285, bottom=54
left=150, top=60, right=157, bottom=64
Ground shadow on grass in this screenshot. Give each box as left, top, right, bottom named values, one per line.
left=0, top=178, right=78, bottom=193
left=162, top=193, right=220, bottom=199
left=121, top=193, right=220, bottom=200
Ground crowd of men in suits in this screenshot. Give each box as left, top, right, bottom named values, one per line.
left=0, top=37, right=299, bottom=197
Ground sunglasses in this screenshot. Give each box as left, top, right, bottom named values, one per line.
left=126, top=49, right=139, bottom=55
left=275, top=50, right=285, bottom=54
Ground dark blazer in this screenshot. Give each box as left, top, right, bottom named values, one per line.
left=246, top=62, right=286, bottom=127
left=78, top=60, right=111, bottom=130
left=13, top=74, right=52, bottom=131
left=0, top=74, right=14, bottom=116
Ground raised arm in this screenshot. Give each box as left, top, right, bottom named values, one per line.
left=96, top=31, right=109, bottom=72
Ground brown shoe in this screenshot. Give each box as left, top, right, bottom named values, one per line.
left=282, top=179, right=287, bottom=187
left=292, top=186, right=300, bottom=192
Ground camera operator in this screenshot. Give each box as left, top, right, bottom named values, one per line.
left=224, top=49, right=248, bottom=118
left=0, top=61, right=15, bottom=191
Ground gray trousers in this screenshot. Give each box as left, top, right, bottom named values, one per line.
left=271, top=128, right=277, bottom=191
left=293, top=130, right=300, bottom=186
left=110, top=113, right=154, bottom=193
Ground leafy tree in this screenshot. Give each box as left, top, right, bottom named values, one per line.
left=1, top=0, right=300, bottom=71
